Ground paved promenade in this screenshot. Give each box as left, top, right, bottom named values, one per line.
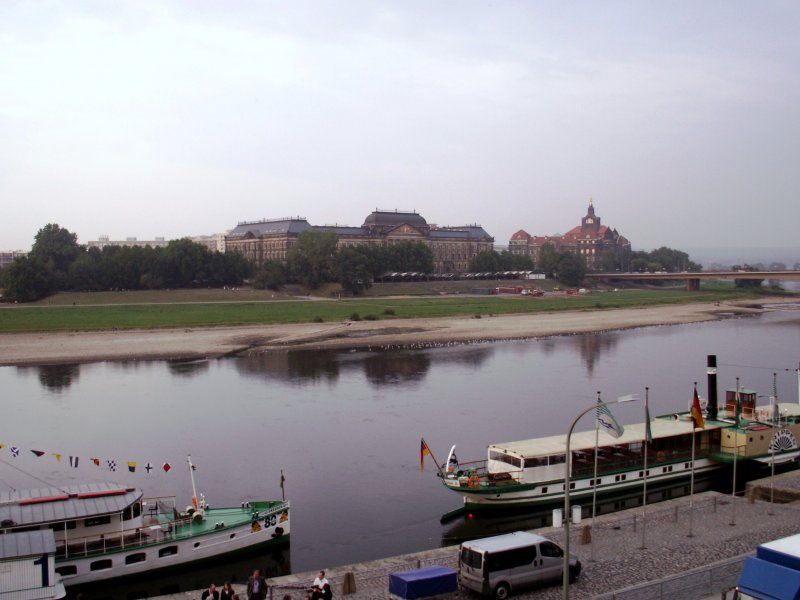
left=157, top=470, right=800, bottom=600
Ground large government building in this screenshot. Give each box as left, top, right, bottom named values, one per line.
left=225, top=209, right=494, bottom=274
left=508, top=200, right=630, bottom=268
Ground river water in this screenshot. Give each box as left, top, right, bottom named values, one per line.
left=1, top=305, right=799, bottom=592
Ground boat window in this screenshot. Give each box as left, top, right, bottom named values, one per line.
left=49, top=520, right=77, bottom=530
left=90, top=559, right=113, bottom=571
left=85, top=516, right=112, bottom=528
left=125, top=552, right=146, bottom=565
left=489, top=451, right=522, bottom=469
left=548, top=454, right=565, bottom=465
left=56, top=565, right=77, bottom=576
left=123, top=501, right=142, bottom=521
left=523, top=457, right=547, bottom=468
left=159, top=545, right=178, bottom=558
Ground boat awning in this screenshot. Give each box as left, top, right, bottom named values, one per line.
left=754, top=450, right=800, bottom=465
left=738, top=555, right=800, bottom=600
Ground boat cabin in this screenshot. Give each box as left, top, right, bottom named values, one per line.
left=487, top=417, right=723, bottom=484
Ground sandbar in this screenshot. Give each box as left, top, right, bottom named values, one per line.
left=0, top=299, right=790, bottom=367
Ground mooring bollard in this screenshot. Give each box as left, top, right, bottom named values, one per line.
left=580, top=524, right=591, bottom=545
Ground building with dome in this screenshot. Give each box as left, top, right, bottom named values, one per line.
left=225, top=209, right=494, bottom=274
left=508, top=200, right=630, bottom=268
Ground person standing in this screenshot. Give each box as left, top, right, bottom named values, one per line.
left=220, top=582, right=235, bottom=600
left=247, top=569, right=267, bottom=600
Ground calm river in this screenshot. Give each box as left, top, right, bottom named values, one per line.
left=2, top=304, right=799, bottom=594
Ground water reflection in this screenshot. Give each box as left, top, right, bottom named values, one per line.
left=363, top=351, right=431, bottom=385
left=573, top=332, right=619, bottom=375
left=17, top=364, right=81, bottom=392
left=166, top=358, right=211, bottom=377
left=237, top=351, right=342, bottom=383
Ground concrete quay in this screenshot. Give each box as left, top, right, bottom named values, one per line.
left=160, top=470, right=800, bottom=600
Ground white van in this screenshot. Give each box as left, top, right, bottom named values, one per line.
left=458, top=531, right=581, bottom=599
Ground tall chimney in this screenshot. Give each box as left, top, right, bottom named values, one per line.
left=707, top=355, right=718, bottom=420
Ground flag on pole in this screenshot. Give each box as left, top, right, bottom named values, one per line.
left=645, top=396, right=653, bottom=443
left=420, top=438, right=431, bottom=471
left=691, top=387, right=705, bottom=429
left=596, top=400, right=624, bottom=438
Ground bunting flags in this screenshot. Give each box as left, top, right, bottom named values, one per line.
left=420, top=438, right=431, bottom=471
left=0, top=442, right=201, bottom=479
left=691, top=387, right=705, bottom=429
left=645, top=397, right=653, bottom=443
left=596, top=399, right=624, bottom=438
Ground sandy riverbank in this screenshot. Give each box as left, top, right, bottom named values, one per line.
left=0, top=299, right=787, bottom=367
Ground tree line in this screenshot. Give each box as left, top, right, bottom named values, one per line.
left=1, top=224, right=253, bottom=302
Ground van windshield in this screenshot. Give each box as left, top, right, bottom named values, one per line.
left=461, top=547, right=483, bottom=569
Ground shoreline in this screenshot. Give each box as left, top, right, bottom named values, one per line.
left=0, top=299, right=789, bottom=367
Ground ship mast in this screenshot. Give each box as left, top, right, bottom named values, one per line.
left=187, top=454, right=203, bottom=516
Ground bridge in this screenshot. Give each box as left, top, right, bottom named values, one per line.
left=585, top=271, right=800, bottom=291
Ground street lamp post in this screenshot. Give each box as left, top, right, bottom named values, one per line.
left=562, top=394, right=637, bottom=600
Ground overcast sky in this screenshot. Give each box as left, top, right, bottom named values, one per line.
left=2, top=1, right=799, bottom=253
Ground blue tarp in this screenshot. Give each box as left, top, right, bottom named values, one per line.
left=738, top=556, right=800, bottom=600
left=388, top=565, right=458, bottom=599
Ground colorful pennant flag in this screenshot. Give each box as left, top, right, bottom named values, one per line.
left=420, top=438, right=431, bottom=472
left=31, top=449, right=45, bottom=457
left=145, top=462, right=154, bottom=475
left=11, top=446, right=20, bottom=457
left=107, top=460, right=117, bottom=471
left=163, top=462, right=171, bottom=473
left=70, top=456, right=80, bottom=468
left=91, top=457, right=100, bottom=466
left=127, top=462, right=136, bottom=473
left=52, top=453, right=62, bottom=462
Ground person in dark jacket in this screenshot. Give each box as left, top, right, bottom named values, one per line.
left=246, top=569, right=267, bottom=600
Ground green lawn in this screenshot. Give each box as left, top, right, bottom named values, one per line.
left=0, top=286, right=787, bottom=333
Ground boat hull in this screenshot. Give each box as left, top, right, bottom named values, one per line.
left=445, top=458, right=721, bottom=511
left=58, top=501, right=290, bottom=587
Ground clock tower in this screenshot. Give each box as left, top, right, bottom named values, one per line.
left=581, top=198, right=601, bottom=233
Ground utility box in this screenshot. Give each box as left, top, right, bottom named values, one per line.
left=388, top=565, right=457, bottom=599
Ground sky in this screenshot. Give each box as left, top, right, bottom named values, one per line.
left=1, top=1, right=799, bottom=254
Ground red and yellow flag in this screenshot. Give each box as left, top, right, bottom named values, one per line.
left=691, top=387, right=705, bottom=429
left=420, top=438, right=431, bottom=471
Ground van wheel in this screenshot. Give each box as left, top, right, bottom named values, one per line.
left=494, top=582, right=510, bottom=599
left=569, top=564, right=580, bottom=583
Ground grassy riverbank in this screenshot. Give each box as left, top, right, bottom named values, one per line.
left=0, top=285, right=789, bottom=333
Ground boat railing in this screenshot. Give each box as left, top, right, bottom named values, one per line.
left=55, top=500, right=289, bottom=560
left=571, top=447, right=711, bottom=479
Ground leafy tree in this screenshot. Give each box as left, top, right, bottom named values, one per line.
left=731, top=264, right=764, bottom=288
left=0, top=256, right=49, bottom=301
left=499, top=250, right=534, bottom=270
left=384, top=241, right=434, bottom=273
left=538, top=243, right=561, bottom=278
left=29, top=224, right=82, bottom=291
left=253, top=260, right=287, bottom=291
left=337, top=247, right=373, bottom=295
left=469, top=250, right=501, bottom=272
left=556, top=252, right=586, bottom=286
left=287, top=230, right=339, bottom=288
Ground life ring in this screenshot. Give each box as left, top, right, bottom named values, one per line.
left=656, top=451, right=665, bottom=462
left=468, top=474, right=481, bottom=489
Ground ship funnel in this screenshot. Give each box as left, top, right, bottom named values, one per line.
left=707, top=355, right=718, bottom=420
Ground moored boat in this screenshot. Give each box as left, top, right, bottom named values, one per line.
left=0, top=458, right=289, bottom=587
left=436, top=356, right=800, bottom=513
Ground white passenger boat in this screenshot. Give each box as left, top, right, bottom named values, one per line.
left=0, top=458, right=290, bottom=587
left=437, top=359, right=800, bottom=512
